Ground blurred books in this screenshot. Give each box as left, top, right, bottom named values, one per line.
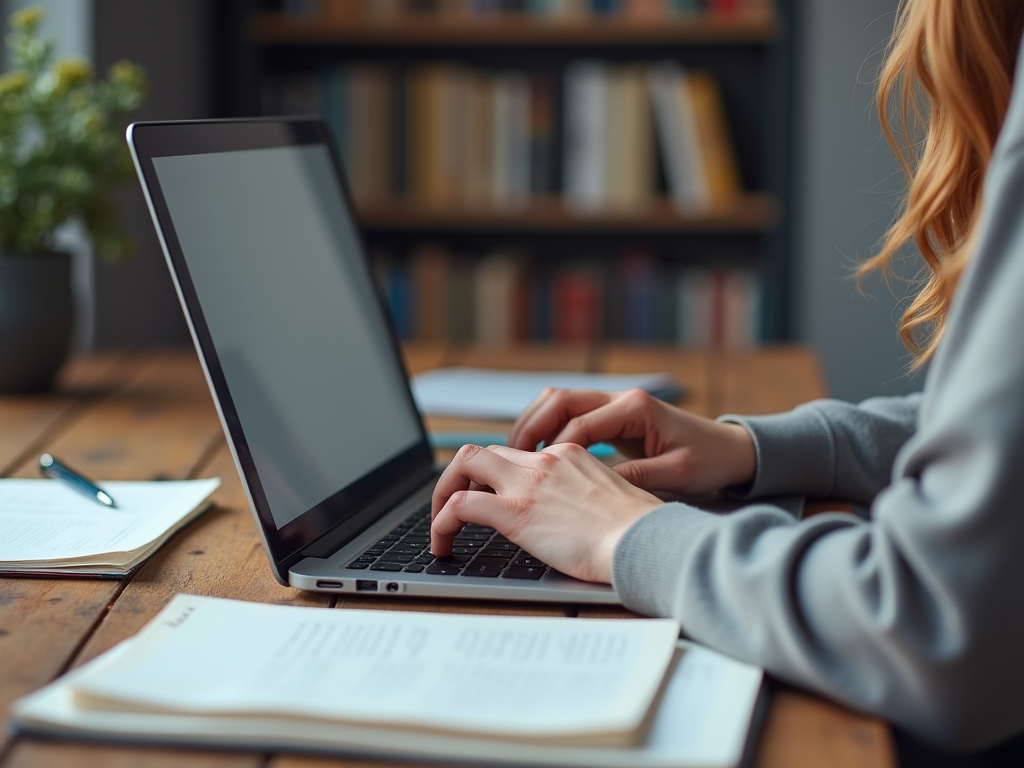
left=263, top=61, right=741, bottom=212
left=285, top=0, right=773, bottom=21
left=374, top=245, right=762, bottom=348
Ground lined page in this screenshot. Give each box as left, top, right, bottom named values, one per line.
left=0, top=479, right=220, bottom=563
left=72, top=594, right=679, bottom=742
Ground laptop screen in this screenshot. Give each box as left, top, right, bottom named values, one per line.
left=150, top=143, right=422, bottom=532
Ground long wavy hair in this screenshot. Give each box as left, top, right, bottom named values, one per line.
left=861, top=0, right=1024, bottom=365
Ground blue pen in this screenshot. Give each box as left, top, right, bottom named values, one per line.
left=39, top=453, right=117, bottom=508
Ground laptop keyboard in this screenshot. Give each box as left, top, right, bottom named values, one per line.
left=345, top=505, right=549, bottom=580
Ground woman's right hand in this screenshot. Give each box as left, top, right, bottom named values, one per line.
left=507, top=388, right=756, bottom=497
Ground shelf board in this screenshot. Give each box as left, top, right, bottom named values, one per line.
left=250, top=11, right=782, bottom=47
left=355, top=195, right=779, bottom=234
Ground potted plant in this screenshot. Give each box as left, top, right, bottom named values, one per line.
left=0, top=6, right=145, bottom=392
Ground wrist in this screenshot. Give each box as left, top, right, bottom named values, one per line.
left=720, top=422, right=756, bottom=487
left=594, top=496, right=661, bottom=584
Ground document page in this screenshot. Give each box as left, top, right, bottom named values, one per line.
left=411, top=368, right=683, bottom=419
left=72, top=594, right=679, bottom=742
left=0, top=479, right=220, bottom=564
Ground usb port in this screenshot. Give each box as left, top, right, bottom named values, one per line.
left=316, top=580, right=343, bottom=589
left=356, top=580, right=378, bottom=592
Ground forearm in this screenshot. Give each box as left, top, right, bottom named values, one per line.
left=719, top=394, right=921, bottom=505
left=612, top=491, right=1024, bottom=750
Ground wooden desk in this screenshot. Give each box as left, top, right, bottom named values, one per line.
left=0, top=345, right=896, bottom=768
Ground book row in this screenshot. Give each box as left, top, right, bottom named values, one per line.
left=285, top=0, right=774, bottom=21
left=372, top=247, right=762, bottom=347
left=263, top=61, right=741, bottom=211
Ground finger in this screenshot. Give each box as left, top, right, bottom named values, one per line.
left=431, top=489, right=516, bottom=555
left=551, top=394, right=646, bottom=450
left=431, top=444, right=517, bottom=520
left=612, top=452, right=689, bottom=492
left=508, top=389, right=612, bottom=451
left=508, top=387, right=559, bottom=449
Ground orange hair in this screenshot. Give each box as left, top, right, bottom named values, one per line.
left=861, top=0, right=1024, bottom=365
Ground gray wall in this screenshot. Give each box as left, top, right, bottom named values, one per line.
left=91, top=0, right=213, bottom=347
left=794, top=0, right=925, bottom=401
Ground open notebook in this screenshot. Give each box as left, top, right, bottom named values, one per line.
left=0, top=478, right=220, bottom=577
left=12, top=594, right=765, bottom=767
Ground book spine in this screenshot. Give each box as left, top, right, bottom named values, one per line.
left=622, top=250, right=657, bottom=342
left=554, top=264, right=603, bottom=342
left=687, top=71, right=742, bottom=204
left=563, top=60, right=608, bottom=210
left=474, top=252, right=521, bottom=345
left=411, top=244, right=450, bottom=340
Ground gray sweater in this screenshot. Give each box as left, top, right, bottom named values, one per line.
left=613, top=47, right=1024, bottom=751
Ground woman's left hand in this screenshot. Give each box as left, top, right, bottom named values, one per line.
left=430, top=442, right=663, bottom=584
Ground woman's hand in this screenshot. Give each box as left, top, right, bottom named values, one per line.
left=508, top=388, right=756, bottom=497
left=430, top=442, right=663, bottom=583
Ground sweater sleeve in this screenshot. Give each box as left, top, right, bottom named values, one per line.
left=718, top=394, right=920, bottom=505
left=612, top=44, right=1024, bottom=751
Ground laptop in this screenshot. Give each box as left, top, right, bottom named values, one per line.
left=127, top=118, right=620, bottom=604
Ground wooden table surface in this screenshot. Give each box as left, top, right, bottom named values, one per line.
left=0, top=344, right=896, bottom=768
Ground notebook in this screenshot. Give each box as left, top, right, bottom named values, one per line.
left=0, top=478, right=220, bottom=577
left=12, top=594, right=765, bottom=767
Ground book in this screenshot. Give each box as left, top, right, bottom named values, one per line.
left=411, top=243, right=450, bottom=340
left=12, top=594, right=764, bottom=767
left=648, top=62, right=708, bottom=209
left=554, top=262, right=603, bottom=342
left=686, top=71, right=742, bottom=204
left=676, top=268, right=715, bottom=348
left=563, top=60, right=609, bottom=210
left=411, top=367, right=684, bottom=418
left=0, top=478, right=220, bottom=577
left=474, top=251, right=524, bottom=345
left=721, top=268, right=762, bottom=348
left=492, top=70, right=532, bottom=208
left=607, top=65, right=653, bottom=209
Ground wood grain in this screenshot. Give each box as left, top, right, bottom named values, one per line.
left=598, top=344, right=710, bottom=417
left=8, top=350, right=223, bottom=483
left=0, top=353, right=138, bottom=756
left=0, top=352, right=126, bottom=476
left=0, top=346, right=898, bottom=768
left=0, top=350, right=258, bottom=768
left=754, top=689, right=897, bottom=768
left=353, top=195, right=781, bottom=233
left=5, top=743, right=261, bottom=768
left=400, top=341, right=450, bottom=376
left=70, top=442, right=333, bottom=670
left=251, top=11, right=783, bottom=47
left=714, top=346, right=828, bottom=416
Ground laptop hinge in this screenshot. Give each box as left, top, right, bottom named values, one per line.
left=297, top=466, right=434, bottom=560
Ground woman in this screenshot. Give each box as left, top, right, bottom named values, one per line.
left=430, top=0, right=1024, bottom=751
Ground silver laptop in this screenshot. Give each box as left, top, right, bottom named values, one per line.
left=127, top=118, right=619, bottom=604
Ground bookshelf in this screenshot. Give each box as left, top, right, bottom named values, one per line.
left=357, top=195, right=779, bottom=233
left=249, top=13, right=783, bottom=47
left=215, top=1, right=796, bottom=348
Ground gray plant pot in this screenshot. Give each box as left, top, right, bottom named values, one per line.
left=0, top=251, right=73, bottom=392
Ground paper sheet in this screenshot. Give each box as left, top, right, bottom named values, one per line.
left=13, top=626, right=762, bottom=768
left=0, top=478, right=221, bottom=563
left=411, top=368, right=684, bottom=419
left=72, top=594, right=679, bottom=741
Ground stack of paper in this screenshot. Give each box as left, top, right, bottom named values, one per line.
left=0, top=478, right=220, bottom=577
left=12, top=595, right=764, bottom=767
left=411, top=368, right=684, bottom=419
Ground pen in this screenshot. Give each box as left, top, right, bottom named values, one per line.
left=38, top=453, right=117, bottom=508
